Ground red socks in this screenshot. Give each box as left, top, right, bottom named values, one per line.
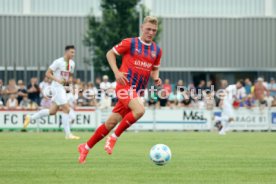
left=86, top=124, right=109, bottom=149
left=115, top=112, right=137, bottom=137
left=86, top=112, right=137, bottom=149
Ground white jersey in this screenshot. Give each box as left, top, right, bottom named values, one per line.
left=221, top=97, right=234, bottom=118
left=49, top=57, right=75, bottom=87
left=226, top=84, right=246, bottom=100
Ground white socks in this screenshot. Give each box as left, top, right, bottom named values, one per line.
left=85, top=144, right=91, bottom=150
left=68, top=108, right=76, bottom=123
left=30, top=109, right=50, bottom=120
left=62, top=113, right=71, bottom=137
left=111, top=133, right=118, bottom=139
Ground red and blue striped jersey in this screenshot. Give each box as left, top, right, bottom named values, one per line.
left=112, top=37, right=162, bottom=91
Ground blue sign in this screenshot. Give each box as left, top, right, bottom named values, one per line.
left=271, top=113, right=276, bottom=124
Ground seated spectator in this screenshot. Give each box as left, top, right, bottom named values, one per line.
left=176, top=91, right=184, bottom=106
left=196, top=80, right=206, bottom=100
left=107, top=81, right=117, bottom=106
left=205, top=80, right=213, bottom=91
left=76, top=91, right=88, bottom=107
left=27, top=77, right=40, bottom=105
left=156, top=90, right=168, bottom=108
left=83, top=85, right=98, bottom=107
left=17, top=80, right=28, bottom=104
left=181, top=91, right=193, bottom=107
left=148, top=92, right=158, bottom=107
left=100, top=75, right=111, bottom=96
left=267, top=77, right=276, bottom=97
left=244, top=94, right=256, bottom=109
left=168, top=91, right=177, bottom=108
left=99, top=93, right=112, bottom=109
left=162, top=79, right=172, bottom=95
left=271, top=97, right=276, bottom=107
left=203, top=91, right=216, bottom=110
left=20, top=95, right=31, bottom=109
left=6, top=94, right=18, bottom=109
left=3, top=79, right=18, bottom=103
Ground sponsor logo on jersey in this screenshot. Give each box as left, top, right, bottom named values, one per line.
left=135, top=48, right=141, bottom=54
left=134, top=60, right=152, bottom=69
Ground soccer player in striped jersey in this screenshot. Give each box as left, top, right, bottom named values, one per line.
left=23, top=45, right=80, bottom=140
left=78, top=16, right=162, bottom=163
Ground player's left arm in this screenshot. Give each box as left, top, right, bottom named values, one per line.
left=151, top=48, right=162, bottom=86
left=151, top=67, right=162, bottom=86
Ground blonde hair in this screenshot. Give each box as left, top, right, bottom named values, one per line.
left=143, top=16, right=158, bottom=25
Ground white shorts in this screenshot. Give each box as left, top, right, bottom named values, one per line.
left=51, top=86, right=68, bottom=106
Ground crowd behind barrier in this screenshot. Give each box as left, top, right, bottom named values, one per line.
left=0, top=75, right=276, bottom=111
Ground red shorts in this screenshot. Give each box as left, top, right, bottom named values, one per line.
left=112, top=84, right=138, bottom=117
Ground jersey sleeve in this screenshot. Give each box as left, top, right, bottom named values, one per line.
left=153, top=48, right=162, bottom=68
left=49, top=60, right=59, bottom=71
left=112, top=38, right=131, bottom=56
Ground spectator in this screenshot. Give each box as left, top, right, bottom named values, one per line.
left=168, top=90, right=177, bottom=108
left=253, top=77, right=269, bottom=104
left=99, top=92, right=112, bottom=109
left=100, top=75, right=111, bottom=95
left=27, top=77, right=40, bottom=105
left=95, top=77, right=102, bottom=100
left=156, top=90, right=168, bottom=108
left=244, top=78, right=252, bottom=95
left=6, top=94, right=18, bottom=109
left=162, top=79, right=172, bottom=95
left=196, top=80, right=206, bottom=99
left=203, top=91, right=216, bottom=110
left=148, top=90, right=158, bottom=107
left=176, top=80, right=185, bottom=90
left=244, top=94, right=256, bottom=109
left=20, top=95, right=31, bottom=109
left=110, top=81, right=117, bottom=106
left=271, top=97, right=276, bottom=107
left=0, top=79, right=5, bottom=104
left=220, top=79, right=228, bottom=89
left=205, top=80, right=213, bottom=91
left=3, top=79, right=18, bottom=103
left=181, top=91, right=193, bottom=107
left=95, top=77, right=102, bottom=89
left=76, top=91, right=88, bottom=107
left=188, top=82, right=195, bottom=91
left=85, top=82, right=98, bottom=106
left=17, top=80, right=28, bottom=104
left=74, top=78, right=82, bottom=89
left=267, top=77, right=276, bottom=97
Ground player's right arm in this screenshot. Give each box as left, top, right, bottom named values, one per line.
left=45, top=68, right=63, bottom=85
left=106, top=39, right=131, bottom=86
left=46, top=60, right=64, bottom=85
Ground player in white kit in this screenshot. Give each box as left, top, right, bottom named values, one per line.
left=214, top=93, right=235, bottom=135
left=23, top=45, right=80, bottom=140
left=214, top=80, right=244, bottom=135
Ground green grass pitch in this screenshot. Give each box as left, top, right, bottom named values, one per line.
left=1, top=132, right=276, bottom=184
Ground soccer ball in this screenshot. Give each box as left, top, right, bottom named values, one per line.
left=149, top=144, right=171, bottom=166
